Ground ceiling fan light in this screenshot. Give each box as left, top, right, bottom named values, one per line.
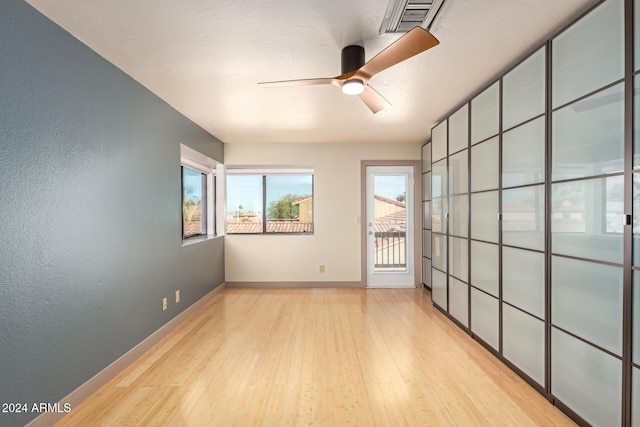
left=342, top=79, right=365, bottom=95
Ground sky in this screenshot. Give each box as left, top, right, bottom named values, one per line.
left=182, top=166, right=204, bottom=201
left=186, top=170, right=406, bottom=213
left=374, top=175, right=407, bottom=200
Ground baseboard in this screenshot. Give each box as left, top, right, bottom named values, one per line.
left=26, top=283, right=226, bottom=427
left=225, top=281, right=364, bottom=289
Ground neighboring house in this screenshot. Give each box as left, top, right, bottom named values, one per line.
left=292, top=196, right=313, bottom=223
left=373, top=195, right=406, bottom=268
left=240, top=211, right=262, bottom=220
left=225, top=194, right=404, bottom=238
left=226, top=219, right=313, bottom=233
left=374, top=194, right=406, bottom=233
left=374, top=194, right=405, bottom=218
left=226, top=201, right=313, bottom=233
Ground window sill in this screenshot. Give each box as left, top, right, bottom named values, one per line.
left=181, top=234, right=221, bottom=246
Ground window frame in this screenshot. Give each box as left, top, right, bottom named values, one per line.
left=181, top=165, right=209, bottom=239
left=180, top=144, right=219, bottom=242
left=226, top=168, right=314, bottom=235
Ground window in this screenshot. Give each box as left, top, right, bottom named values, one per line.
left=180, top=144, right=218, bottom=241
left=182, top=166, right=208, bottom=238
left=226, top=169, right=313, bottom=234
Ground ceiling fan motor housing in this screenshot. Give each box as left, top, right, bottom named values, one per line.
left=341, top=45, right=365, bottom=74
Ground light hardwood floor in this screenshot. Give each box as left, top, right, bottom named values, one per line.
left=56, top=288, right=575, bottom=426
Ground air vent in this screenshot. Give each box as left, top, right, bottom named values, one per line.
left=379, top=0, right=445, bottom=34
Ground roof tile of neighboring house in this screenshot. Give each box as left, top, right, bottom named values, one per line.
left=291, top=195, right=312, bottom=205
left=267, top=221, right=312, bottom=233
left=240, top=211, right=261, bottom=218
left=375, top=210, right=406, bottom=233
left=374, top=194, right=405, bottom=208
left=227, top=219, right=312, bottom=234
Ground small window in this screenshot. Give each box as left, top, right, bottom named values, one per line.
left=182, top=166, right=208, bottom=238
left=180, top=144, right=219, bottom=241
left=226, top=169, right=313, bottom=234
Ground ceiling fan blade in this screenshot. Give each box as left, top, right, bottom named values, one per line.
left=354, top=27, right=439, bottom=82
left=258, top=77, right=336, bottom=87
left=359, top=85, right=391, bottom=114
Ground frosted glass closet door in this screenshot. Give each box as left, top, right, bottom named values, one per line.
left=502, top=247, right=544, bottom=318
left=551, top=176, right=624, bottom=264
left=471, top=241, right=499, bottom=297
left=449, top=278, right=468, bottom=326
left=552, top=328, right=622, bottom=427
left=471, top=288, right=499, bottom=350
left=471, top=191, right=499, bottom=243
left=432, top=268, right=447, bottom=310
left=503, top=48, right=545, bottom=130
left=449, top=104, right=469, bottom=154
left=552, top=83, right=624, bottom=181
left=449, top=195, right=468, bottom=238
left=432, top=121, right=447, bottom=162
left=432, top=160, right=447, bottom=234
left=422, top=230, right=431, bottom=258
left=448, top=237, right=468, bottom=282
left=449, top=150, right=468, bottom=195
left=502, top=304, right=544, bottom=385
left=634, top=272, right=640, bottom=365
left=552, top=256, right=623, bottom=356
left=422, top=172, right=431, bottom=201
left=432, top=234, right=447, bottom=272
left=502, top=117, right=545, bottom=188
left=471, top=82, right=499, bottom=144
left=471, top=137, right=499, bottom=193
left=552, top=0, right=623, bottom=108
left=502, top=185, right=545, bottom=251
left=421, top=143, right=431, bottom=175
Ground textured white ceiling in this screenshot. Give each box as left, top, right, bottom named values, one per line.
left=26, top=0, right=598, bottom=144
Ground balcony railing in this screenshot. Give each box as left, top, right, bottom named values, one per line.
left=374, top=231, right=406, bottom=269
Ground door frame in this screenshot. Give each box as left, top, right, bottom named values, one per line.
left=360, top=160, right=422, bottom=287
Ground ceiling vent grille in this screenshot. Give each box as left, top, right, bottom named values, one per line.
left=379, top=0, right=445, bottom=34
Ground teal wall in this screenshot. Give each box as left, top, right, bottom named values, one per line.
left=0, top=1, right=224, bottom=425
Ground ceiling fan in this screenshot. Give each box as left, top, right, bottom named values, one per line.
left=258, top=27, right=439, bottom=114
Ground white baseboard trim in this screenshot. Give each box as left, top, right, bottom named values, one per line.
left=225, top=281, right=364, bottom=289
left=365, top=284, right=417, bottom=288
left=25, top=283, right=226, bottom=427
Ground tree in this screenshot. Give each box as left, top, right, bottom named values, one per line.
left=396, top=192, right=406, bottom=202
left=267, top=194, right=303, bottom=220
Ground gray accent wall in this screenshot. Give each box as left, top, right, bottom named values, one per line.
left=0, top=1, right=224, bottom=425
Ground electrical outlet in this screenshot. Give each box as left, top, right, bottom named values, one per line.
left=175, top=290, right=180, bottom=303
left=162, top=298, right=168, bottom=311
left=319, top=265, right=325, bottom=273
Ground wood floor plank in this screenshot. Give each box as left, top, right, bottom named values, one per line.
left=55, top=288, right=575, bottom=426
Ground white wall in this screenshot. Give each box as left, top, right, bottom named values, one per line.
left=224, top=142, right=421, bottom=283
